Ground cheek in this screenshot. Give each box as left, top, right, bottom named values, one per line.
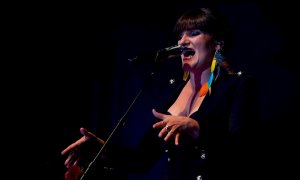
left=194, top=35, right=214, bottom=50
left=195, top=41, right=210, bottom=51
left=194, top=50, right=210, bottom=67
left=195, top=49, right=208, bottom=60
left=195, top=42, right=214, bottom=59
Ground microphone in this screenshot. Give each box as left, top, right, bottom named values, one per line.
left=128, top=45, right=183, bottom=64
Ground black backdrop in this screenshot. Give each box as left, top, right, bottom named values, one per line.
left=11, top=0, right=299, bottom=179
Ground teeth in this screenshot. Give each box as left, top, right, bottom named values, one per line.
left=184, top=55, right=193, bottom=59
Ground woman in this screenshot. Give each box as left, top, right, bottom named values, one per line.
left=62, top=7, right=260, bottom=180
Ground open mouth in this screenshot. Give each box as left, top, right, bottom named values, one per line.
left=182, top=48, right=195, bottom=58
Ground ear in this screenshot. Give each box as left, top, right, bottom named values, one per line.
left=215, top=40, right=224, bottom=50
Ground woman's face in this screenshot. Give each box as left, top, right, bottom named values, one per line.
left=178, top=29, right=216, bottom=72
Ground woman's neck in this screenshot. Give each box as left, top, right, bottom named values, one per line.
left=189, top=67, right=211, bottom=91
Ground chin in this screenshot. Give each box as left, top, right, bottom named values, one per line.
left=182, top=63, right=192, bottom=71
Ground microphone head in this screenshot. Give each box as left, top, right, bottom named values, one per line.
left=164, top=45, right=183, bottom=52
left=128, top=45, right=183, bottom=64
left=158, top=45, right=183, bottom=59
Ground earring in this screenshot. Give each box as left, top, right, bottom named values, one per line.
left=214, top=49, right=224, bottom=63
left=214, top=49, right=224, bottom=80
left=183, top=71, right=189, bottom=81
left=198, top=49, right=223, bottom=97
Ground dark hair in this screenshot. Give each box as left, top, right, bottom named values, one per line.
left=174, top=7, right=236, bottom=74
left=174, top=7, right=231, bottom=50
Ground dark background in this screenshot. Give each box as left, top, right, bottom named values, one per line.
left=8, top=0, right=299, bottom=179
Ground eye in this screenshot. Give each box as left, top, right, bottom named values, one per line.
left=188, top=30, right=202, bottom=36
left=177, top=30, right=202, bottom=40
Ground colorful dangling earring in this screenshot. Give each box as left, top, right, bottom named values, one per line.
left=199, top=49, right=224, bottom=97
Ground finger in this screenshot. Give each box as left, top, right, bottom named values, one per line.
left=80, top=127, right=93, bottom=137
left=164, top=124, right=179, bottom=142
left=164, top=129, right=174, bottom=141
left=153, top=120, right=166, bottom=129
left=62, top=128, right=104, bottom=155
left=175, top=133, right=180, bottom=145
left=152, top=109, right=169, bottom=120
left=80, top=127, right=105, bottom=144
left=64, top=155, right=72, bottom=168
left=64, top=153, right=78, bottom=168
left=158, top=126, right=168, bottom=138
left=61, top=136, right=86, bottom=155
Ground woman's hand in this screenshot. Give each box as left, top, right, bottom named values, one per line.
left=61, top=127, right=104, bottom=180
left=152, top=109, right=200, bottom=145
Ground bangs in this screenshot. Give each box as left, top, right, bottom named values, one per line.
left=173, top=8, right=220, bottom=38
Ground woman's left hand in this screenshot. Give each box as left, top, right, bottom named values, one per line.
left=152, top=109, right=200, bottom=145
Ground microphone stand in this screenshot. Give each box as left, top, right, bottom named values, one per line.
left=80, top=50, right=162, bottom=180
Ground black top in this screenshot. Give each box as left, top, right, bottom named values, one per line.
left=82, top=61, right=260, bottom=180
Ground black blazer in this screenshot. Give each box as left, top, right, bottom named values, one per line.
left=96, top=62, right=260, bottom=180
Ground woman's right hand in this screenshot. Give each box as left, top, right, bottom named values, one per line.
left=61, top=127, right=105, bottom=180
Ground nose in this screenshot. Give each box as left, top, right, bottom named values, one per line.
left=178, top=34, right=190, bottom=47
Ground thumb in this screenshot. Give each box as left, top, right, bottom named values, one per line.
left=152, top=109, right=167, bottom=120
